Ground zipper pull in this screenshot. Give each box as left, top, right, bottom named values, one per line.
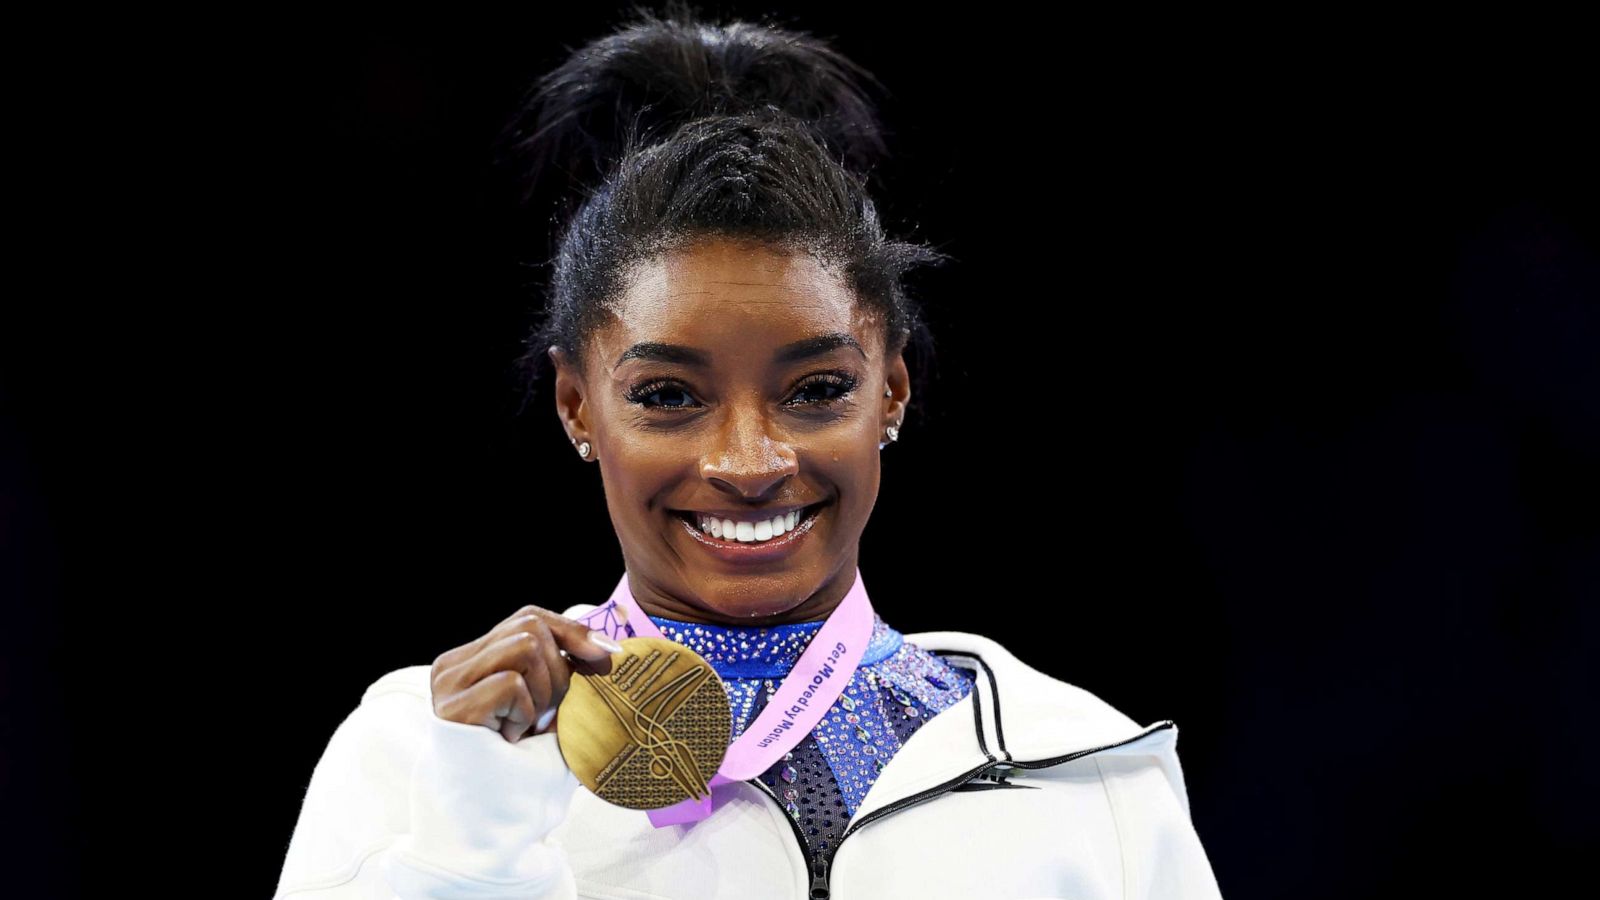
left=809, top=854, right=830, bottom=899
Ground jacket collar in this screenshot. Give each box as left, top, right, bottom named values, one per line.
left=847, top=628, right=1176, bottom=827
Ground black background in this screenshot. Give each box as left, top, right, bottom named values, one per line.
left=3, top=5, right=1595, bottom=897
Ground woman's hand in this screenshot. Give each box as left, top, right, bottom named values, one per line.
left=430, top=606, right=622, bottom=743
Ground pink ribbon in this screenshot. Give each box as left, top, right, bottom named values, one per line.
left=600, top=567, right=874, bottom=827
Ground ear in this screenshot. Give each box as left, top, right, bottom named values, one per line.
left=549, top=346, right=595, bottom=458
left=884, top=352, right=910, bottom=426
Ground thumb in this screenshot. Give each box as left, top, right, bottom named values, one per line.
left=553, top=615, right=625, bottom=663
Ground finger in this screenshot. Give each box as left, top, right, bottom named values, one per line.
left=449, top=630, right=554, bottom=717
left=530, top=617, right=576, bottom=715
left=566, top=648, right=615, bottom=679
left=542, top=613, right=622, bottom=667
left=435, top=670, right=535, bottom=743
left=433, top=618, right=535, bottom=691
left=491, top=603, right=554, bottom=633
left=487, top=610, right=618, bottom=666
left=435, top=610, right=619, bottom=697
left=491, top=670, right=539, bottom=743
left=513, top=632, right=557, bottom=723
left=435, top=605, right=556, bottom=668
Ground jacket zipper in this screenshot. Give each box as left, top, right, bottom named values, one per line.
left=749, top=777, right=829, bottom=898
left=753, top=719, right=1176, bottom=898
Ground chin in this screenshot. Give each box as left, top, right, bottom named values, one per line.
left=686, top=570, right=821, bottom=620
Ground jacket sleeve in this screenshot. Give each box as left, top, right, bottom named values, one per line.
left=273, top=676, right=582, bottom=899
left=1093, top=728, right=1225, bottom=900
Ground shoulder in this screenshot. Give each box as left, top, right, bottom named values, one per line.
left=310, top=665, right=438, bottom=767
left=906, top=635, right=1220, bottom=892
left=911, top=629, right=1209, bottom=834
left=904, top=627, right=1151, bottom=750
left=907, top=628, right=1141, bottom=724
left=300, top=665, right=438, bottom=773
left=278, top=665, right=438, bottom=889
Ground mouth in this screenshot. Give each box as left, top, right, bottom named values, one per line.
left=669, top=500, right=829, bottom=558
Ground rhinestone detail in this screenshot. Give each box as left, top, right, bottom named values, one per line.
left=574, top=595, right=976, bottom=879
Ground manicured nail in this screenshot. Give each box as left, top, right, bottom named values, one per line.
left=588, top=630, right=623, bottom=654
left=534, top=707, right=556, bottom=733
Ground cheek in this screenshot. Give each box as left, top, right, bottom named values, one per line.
left=809, top=438, right=879, bottom=511
left=597, top=440, right=683, bottom=514
left=809, top=410, right=878, bottom=458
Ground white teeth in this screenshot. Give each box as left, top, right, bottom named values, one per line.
left=694, top=507, right=813, bottom=543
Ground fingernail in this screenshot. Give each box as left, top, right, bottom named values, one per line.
left=588, top=630, right=623, bottom=654
left=535, top=707, right=556, bottom=732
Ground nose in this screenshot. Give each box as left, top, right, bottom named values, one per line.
left=700, top=405, right=798, bottom=501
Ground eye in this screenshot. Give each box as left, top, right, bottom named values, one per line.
left=623, top=372, right=859, bottom=413
left=625, top=379, right=702, bottom=410
left=785, top=372, right=858, bottom=408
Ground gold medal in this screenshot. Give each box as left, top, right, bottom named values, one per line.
left=556, top=636, right=732, bottom=810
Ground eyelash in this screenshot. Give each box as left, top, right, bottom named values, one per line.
left=625, top=371, right=859, bottom=412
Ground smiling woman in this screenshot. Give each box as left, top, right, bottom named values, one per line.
left=273, top=4, right=1225, bottom=899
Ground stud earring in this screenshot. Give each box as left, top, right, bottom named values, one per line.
left=880, top=388, right=899, bottom=449
left=570, top=437, right=591, bottom=459
left=879, top=421, right=901, bottom=451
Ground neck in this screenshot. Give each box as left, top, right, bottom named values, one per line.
left=625, top=558, right=858, bottom=627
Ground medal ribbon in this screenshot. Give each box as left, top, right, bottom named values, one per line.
left=603, top=566, right=874, bottom=827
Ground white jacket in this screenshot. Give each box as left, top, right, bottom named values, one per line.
left=275, top=603, right=1225, bottom=900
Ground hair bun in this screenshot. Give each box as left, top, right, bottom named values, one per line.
left=492, top=2, right=891, bottom=206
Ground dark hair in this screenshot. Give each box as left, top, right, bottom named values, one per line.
left=492, top=2, right=951, bottom=421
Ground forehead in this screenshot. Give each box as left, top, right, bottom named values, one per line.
left=593, top=239, right=874, bottom=369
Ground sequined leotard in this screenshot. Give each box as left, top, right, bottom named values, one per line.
left=637, top=611, right=975, bottom=874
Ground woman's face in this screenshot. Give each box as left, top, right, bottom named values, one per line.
left=550, top=237, right=909, bottom=626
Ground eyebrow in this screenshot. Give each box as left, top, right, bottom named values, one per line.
left=612, top=332, right=866, bottom=370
